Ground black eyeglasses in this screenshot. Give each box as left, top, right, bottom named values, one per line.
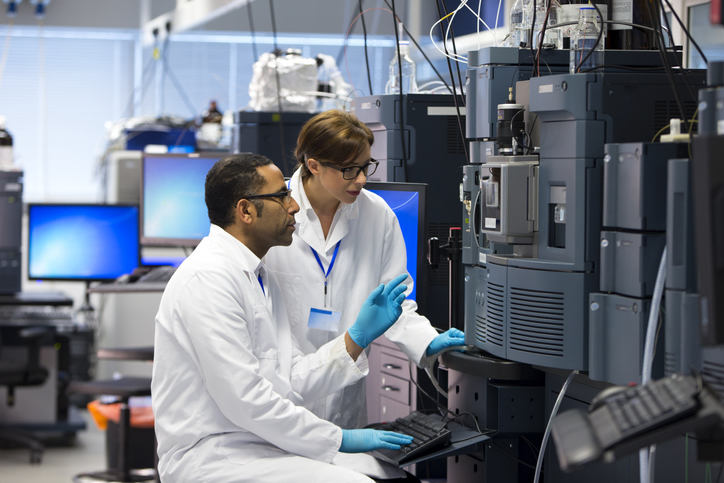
left=318, top=159, right=379, bottom=180
left=244, top=189, right=293, bottom=204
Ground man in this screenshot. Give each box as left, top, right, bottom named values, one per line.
left=151, top=153, right=416, bottom=483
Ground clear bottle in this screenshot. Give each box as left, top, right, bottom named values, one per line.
left=509, top=0, right=530, bottom=48
left=569, top=6, right=604, bottom=74
left=385, top=41, right=418, bottom=95
left=528, top=0, right=563, bottom=49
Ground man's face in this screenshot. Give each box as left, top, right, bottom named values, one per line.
left=252, top=164, right=300, bottom=249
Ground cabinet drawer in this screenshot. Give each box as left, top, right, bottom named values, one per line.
left=380, top=372, right=410, bottom=405
left=380, top=394, right=411, bottom=423
left=380, top=351, right=408, bottom=379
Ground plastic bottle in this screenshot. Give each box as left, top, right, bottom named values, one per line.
left=385, top=41, right=418, bottom=95
left=509, top=0, right=530, bottom=48
left=0, top=115, right=14, bottom=170
left=569, top=6, right=604, bottom=74
left=528, top=0, right=563, bottom=49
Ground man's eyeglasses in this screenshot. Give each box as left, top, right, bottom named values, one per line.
left=318, top=159, right=379, bottom=180
left=244, top=189, right=293, bottom=204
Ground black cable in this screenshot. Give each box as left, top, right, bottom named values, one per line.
left=645, top=0, right=688, bottom=127
left=247, top=0, right=258, bottom=61
left=434, top=0, right=468, bottom=164
left=358, top=0, right=373, bottom=96
left=268, top=0, right=290, bottom=175
left=390, top=0, right=409, bottom=184
left=439, top=0, right=466, bottom=108
left=381, top=0, right=454, bottom=94
left=491, top=441, right=537, bottom=470
left=529, top=0, right=538, bottom=76
left=160, top=37, right=198, bottom=118
left=660, top=0, right=708, bottom=66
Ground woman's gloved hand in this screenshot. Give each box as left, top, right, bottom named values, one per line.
left=347, top=273, right=408, bottom=349
left=425, top=328, right=466, bottom=356
left=339, top=428, right=414, bottom=453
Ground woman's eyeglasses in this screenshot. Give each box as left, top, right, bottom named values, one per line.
left=318, top=159, right=379, bottom=180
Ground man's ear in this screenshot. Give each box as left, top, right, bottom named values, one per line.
left=307, top=158, right=322, bottom=176
left=236, top=199, right=256, bottom=225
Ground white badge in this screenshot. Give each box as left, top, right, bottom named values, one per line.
left=308, top=307, right=342, bottom=332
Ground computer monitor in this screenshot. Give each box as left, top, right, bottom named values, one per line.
left=365, top=182, right=427, bottom=307
left=27, top=204, right=140, bottom=282
left=140, top=152, right=225, bottom=247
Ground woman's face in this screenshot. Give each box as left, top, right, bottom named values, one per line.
left=311, top=144, right=372, bottom=205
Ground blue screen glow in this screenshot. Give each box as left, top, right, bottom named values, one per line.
left=142, top=155, right=220, bottom=244
left=367, top=189, right=420, bottom=301
left=28, top=205, right=140, bottom=281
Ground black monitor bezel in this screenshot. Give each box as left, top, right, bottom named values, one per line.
left=140, top=152, right=226, bottom=248
left=27, top=202, right=140, bottom=283
left=364, top=181, right=428, bottom=313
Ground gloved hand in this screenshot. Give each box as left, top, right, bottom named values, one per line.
left=339, top=428, right=414, bottom=453
left=425, top=328, right=466, bottom=356
left=347, top=273, right=408, bottom=349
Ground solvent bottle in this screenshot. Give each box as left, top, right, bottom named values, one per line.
left=385, top=41, right=418, bottom=95
left=569, top=6, right=604, bottom=73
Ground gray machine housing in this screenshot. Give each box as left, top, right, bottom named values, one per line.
left=0, top=170, right=22, bottom=294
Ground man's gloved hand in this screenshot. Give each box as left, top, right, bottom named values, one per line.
left=425, top=328, right=466, bottom=356
left=339, top=428, right=414, bottom=453
left=347, top=273, right=408, bottom=349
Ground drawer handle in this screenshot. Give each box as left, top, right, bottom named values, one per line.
left=383, top=364, right=402, bottom=370
left=382, top=385, right=400, bottom=392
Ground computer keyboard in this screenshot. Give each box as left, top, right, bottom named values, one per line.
left=551, top=373, right=722, bottom=470
left=0, top=307, right=74, bottom=324
left=587, top=374, right=701, bottom=449
left=136, top=266, right=177, bottom=283
left=370, top=411, right=452, bottom=466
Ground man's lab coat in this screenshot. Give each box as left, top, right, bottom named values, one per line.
left=151, top=224, right=376, bottom=483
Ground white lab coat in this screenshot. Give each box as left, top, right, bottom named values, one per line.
left=151, top=224, right=379, bottom=483
left=265, top=169, right=439, bottom=429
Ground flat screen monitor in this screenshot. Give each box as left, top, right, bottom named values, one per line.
left=27, top=204, right=140, bottom=282
left=365, top=182, right=427, bottom=307
left=141, top=152, right=225, bottom=247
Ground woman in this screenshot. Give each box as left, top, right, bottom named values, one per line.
left=264, top=110, right=464, bottom=432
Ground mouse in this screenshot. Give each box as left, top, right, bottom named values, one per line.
left=116, top=274, right=131, bottom=284
left=589, top=385, right=629, bottom=412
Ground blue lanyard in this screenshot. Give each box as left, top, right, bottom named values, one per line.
left=310, top=241, right=341, bottom=308
left=257, top=274, right=265, bottom=296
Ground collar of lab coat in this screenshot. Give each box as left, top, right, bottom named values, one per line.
left=289, top=168, right=359, bottom=256
left=208, top=223, right=265, bottom=286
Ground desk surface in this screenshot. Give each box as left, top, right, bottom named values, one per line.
left=0, top=291, right=74, bottom=307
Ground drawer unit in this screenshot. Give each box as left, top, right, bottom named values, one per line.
left=380, top=372, right=410, bottom=405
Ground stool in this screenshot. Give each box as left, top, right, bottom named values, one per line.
left=68, top=377, right=155, bottom=483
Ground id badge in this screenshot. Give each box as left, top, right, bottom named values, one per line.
left=308, top=307, right=342, bottom=332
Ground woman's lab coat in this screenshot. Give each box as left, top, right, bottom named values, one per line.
left=151, top=225, right=375, bottom=483
left=264, top=169, right=439, bottom=429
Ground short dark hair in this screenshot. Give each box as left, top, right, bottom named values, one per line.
left=205, top=153, right=273, bottom=228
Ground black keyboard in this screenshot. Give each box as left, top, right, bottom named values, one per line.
left=588, top=374, right=701, bottom=449
left=551, top=374, right=715, bottom=470
left=370, top=411, right=452, bottom=466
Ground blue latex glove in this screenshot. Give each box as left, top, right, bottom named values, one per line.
left=425, top=328, right=466, bottom=356
left=347, top=273, right=408, bottom=349
left=339, top=429, right=414, bottom=453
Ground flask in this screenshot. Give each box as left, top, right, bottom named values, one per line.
left=509, top=0, right=530, bottom=47
left=528, top=0, right=563, bottom=49
left=569, top=6, right=604, bottom=74
left=385, top=41, right=418, bottom=95
left=0, top=115, right=14, bottom=170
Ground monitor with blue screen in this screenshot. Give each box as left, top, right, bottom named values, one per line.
left=141, top=152, right=224, bottom=247
left=27, top=204, right=140, bottom=282
left=365, top=182, right=427, bottom=307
